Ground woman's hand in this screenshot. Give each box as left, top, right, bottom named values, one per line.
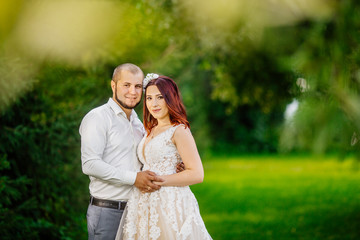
left=135, top=170, right=164, bottom=192
left=153, top=176, right=167, bottom=186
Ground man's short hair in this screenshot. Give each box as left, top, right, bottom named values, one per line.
left=112, top=63, right=143, bottom=82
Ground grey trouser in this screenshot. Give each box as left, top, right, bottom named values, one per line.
left=87, top=203, right=124, bottom=240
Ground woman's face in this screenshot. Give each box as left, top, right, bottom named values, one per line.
left=145, top=85, right=169, bottom=121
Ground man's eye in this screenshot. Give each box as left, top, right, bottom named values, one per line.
left=136, top=85, right=142, bottom=89
left=124, top=84, right=130, bottom=87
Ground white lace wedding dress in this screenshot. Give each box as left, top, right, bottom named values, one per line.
left=116, top=125, right=212, bottom=240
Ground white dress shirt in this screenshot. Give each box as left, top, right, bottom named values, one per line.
left=79, top=98, right=145, bottom=201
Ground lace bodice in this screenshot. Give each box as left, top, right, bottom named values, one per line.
left=137, top=125, right=182, bottom=175
left=117, top=124, right=212, bottom=240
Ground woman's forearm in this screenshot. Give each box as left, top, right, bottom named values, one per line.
left=155, top=169, right=204, bottom=187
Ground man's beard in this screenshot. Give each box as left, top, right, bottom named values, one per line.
left=114, top=86, right=141, bottom=110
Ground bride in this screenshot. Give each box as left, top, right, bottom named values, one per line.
left=116, top=74, right=212, bottom=240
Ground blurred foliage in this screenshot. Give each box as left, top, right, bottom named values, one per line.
left=1, top=0, right=360, bottom=238
left=0, top=64, right=107, bottom=239
left=279, top=0, right=360, bottom=157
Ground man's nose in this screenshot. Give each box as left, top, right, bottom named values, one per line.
left=129, top=85, right=136, bottom=94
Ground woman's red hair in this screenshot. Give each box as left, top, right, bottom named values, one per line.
left=143, top=76, right=190, bottom=136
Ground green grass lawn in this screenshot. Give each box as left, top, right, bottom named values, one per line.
left=191, top=154, right=360, bottom=240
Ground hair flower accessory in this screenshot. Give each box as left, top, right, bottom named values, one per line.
left=143, top=73, right=159, bottom=91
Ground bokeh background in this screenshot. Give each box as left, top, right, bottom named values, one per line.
left=1, top=0, right=360, bottom=239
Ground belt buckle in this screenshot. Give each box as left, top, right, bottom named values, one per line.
left=118, top=201, right=126, bottom=210
left=90, top=196, right=126, bottom=210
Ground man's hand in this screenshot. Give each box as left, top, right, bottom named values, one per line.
left=134, top=170, right=164, bottom=193
left=176, top=162, right=185, bottom=173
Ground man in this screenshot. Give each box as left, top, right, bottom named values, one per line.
left=79, top=63, right=162, bottom=240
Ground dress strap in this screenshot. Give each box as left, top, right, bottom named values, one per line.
left=167, top=124, right=184, bottom=139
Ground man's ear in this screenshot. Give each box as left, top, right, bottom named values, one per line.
left=111, top=80, right=116, bottom=92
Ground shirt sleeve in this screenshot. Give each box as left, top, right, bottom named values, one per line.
left=79, top=111, right=137, bottom=185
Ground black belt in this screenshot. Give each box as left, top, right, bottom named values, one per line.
left=90, top=196, right=127, bottom=210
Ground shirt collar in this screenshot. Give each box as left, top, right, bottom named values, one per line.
left=107, top=98, right=139, bottom=121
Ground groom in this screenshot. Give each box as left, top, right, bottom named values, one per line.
left=79, top=63, right=163, bottom=240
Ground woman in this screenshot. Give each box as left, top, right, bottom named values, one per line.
left=116, top=74, right=212, bottom=240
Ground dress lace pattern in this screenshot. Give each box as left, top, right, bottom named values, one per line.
left=118, top=125, right=212, bottom=240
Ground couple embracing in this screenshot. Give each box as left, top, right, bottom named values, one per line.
left=80, top=63, right=212, bottom=240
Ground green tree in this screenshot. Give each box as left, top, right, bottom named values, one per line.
left=279, top=0, right=360, bottom=158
